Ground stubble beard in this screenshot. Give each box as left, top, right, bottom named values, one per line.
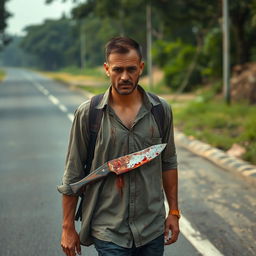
left=113, top=77, right=140, bottom=95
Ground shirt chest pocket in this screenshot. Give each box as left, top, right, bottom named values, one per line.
left=144, top=137, right=162, bottom=147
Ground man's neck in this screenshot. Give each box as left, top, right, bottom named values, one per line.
left=110, top=86, right=142, bottom=108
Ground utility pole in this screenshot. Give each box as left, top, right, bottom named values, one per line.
left=80, top=20, right=86, bottom=70
left=222, top=0, right=231, bottom=104
left=146, top=3, right=153, bottom=89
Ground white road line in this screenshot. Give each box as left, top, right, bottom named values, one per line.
left=59, top=104, right=68, bottom=113
left=22, top=71, right=73, bottom=117
left=23, top=71, right=224, bottom=256
left=165, top=198, right=223, bottom=256
left=180, top=217, right=224, bottom=256
left=41, top=88, right=49, bottom=96
left=48, top=95, right=60, bottom=105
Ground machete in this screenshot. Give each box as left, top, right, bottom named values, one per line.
left=70, top=143, right=166, bottom=193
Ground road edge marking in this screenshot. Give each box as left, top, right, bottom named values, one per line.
left=180, top=216, right=224, bottom=256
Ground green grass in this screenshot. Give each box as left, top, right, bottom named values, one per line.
left=172, top=97, right=256, bottom=164
left=78, top=84, right=109, bottom=95
left=141, top=79, right=173, bottom=94
left=40, top=66, right=108, bottom=95
left=0, top=69, right=6, bottom=81
left=60, top=66, right=106, bottom=78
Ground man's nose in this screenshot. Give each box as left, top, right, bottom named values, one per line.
left=121, top=71, right=129, bottom=81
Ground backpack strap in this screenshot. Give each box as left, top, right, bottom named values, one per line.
left=85, top=94, right=104, bottom=173
left=148, top=92, right=165, bottom=138
left=75, top=94, right=104, bottom=221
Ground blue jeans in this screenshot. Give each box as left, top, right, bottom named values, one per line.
left=93, top=234, right=164, bottom=256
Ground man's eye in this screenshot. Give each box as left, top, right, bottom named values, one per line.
left=128, top=67, right=137, bottom=72
left=113, top=68, right=122, bottom=73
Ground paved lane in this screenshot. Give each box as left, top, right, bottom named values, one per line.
left=0, top=68, right=90, bottom=256
left=1, top=68, right=255, bottom=256
left=177, top=147, right=256, bottom=256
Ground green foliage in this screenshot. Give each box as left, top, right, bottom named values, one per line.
left=21, top=17, right=79, bottom=70
left=229, top=1, right=256, bottom=64
left=78, top=85, right=108, bottom=95
left=36, top=0, right=256, bottom=88
left=201, top=28, right=222, bottom=77
left=60, top=66, right=105, bottom=78
left=0, top=0, right=12, bottom=49
left=80, top=15, right=119, bottom=66
left=153, top=39, right=201, bottom=91
left=1, top=36, right=37, bottom=66
left=173, top=98, right=256, bottom=164
left=0, top=68, right=5, bottom=81
left=241, top=110, right=256, bottom=162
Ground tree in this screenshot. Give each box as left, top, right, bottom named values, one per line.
left=229, top=1, right=256, bottom=64
left=45, top=0, right=256, bottom=91
left=0, top=0, right=12, bottom=49
left=1, top=36, right=37, bottom=67
left=21, top=17, right=80, bottom=70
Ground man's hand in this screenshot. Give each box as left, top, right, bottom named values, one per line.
left=61, top=226, right=81, bottom=256
left=164, top=214, right=180, bottom=245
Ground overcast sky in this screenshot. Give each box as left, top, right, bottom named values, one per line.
left=6, top=0, right=79, bottom=35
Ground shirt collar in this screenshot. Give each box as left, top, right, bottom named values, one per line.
left=95, top=85, right=160, bottom=110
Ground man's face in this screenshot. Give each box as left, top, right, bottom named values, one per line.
left=104, top=49, right=144, bottom=95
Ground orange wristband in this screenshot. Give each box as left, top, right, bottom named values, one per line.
left=169, top=209, right=181, bottom=218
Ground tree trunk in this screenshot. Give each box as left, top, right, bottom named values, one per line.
left=230, top=8, right=249, bottom=65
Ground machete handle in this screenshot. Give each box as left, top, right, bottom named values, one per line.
left=70, top=163, right=109, bottom=193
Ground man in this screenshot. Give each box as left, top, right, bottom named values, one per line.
left=58, top=37, right=180, bottom=256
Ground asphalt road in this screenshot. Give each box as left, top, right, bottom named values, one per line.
left=0, top=68, right=255, bottom=256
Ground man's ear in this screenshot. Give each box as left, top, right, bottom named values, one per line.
left=104, top=62, right=110, bottom=76
left=139, top=61, right=145, bottom=75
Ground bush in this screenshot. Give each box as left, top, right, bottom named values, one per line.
left=173, top=98, right=256, bottom=164
left=0, top=69, right=6, bottom=81
left=153, top=39, right=201, bottom=91
left=201, top=27, right=222, bottom=77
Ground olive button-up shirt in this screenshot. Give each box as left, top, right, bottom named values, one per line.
left=57, top=86, right=177, bottom=247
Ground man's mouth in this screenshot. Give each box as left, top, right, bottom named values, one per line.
left=119, top=83, right=133, bottom=87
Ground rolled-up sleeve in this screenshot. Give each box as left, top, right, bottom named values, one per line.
left=57, top=101, right=90, bottom=196
left=160, top=99, right=178, bottom=171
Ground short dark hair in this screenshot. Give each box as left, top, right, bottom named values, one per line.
left=105, top=37, right=142, bottom=62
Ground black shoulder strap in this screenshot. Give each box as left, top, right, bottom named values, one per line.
left=75, top=94, right=104, bottom=221
left=84, top=94, right=104, bottom=173
left=148, top=92, right=165, bottom=138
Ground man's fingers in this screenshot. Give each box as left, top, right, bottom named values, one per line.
left=67, top=247, right=76, bottom=256
left=165, top=232, right=178, bottom=245
left=61, top=245, right=69, bottom=256
left=62, top=245, right=76, bottom=256
left=164, top=229, right=169, bottom=240
left=62, top=247, right=71, bottom=256
left=164, top=221, right=170, bottom=240
left=70, top=248, right=76, bottom=256
left=165, top=235, right=177, bottom=245
left=75, top=240, right=81, bottom=255
left=164, top=227, right=180, bottom=245
left=61, top=228, right=80, bottom=256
